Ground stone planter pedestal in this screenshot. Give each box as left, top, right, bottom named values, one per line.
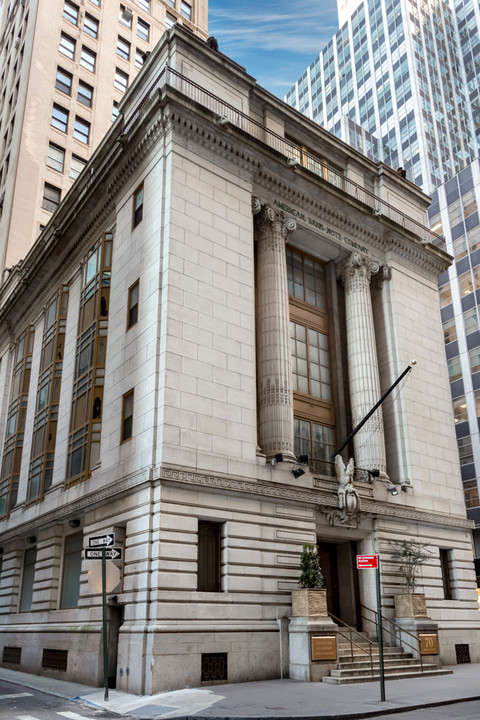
left=394, top=593, right=428, bottom=618
left=394, top=594, right=439, bottom=664
left=288, top=616, right=338, bottom=681
left=292, top=589, right=327, bottom=617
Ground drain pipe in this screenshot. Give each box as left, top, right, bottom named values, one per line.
left=277, top=618, right=284, bottom=679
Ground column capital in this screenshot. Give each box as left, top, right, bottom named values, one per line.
left=337, top=251, right=380, bottom=286
left=252, top=200, right=297, bottom=238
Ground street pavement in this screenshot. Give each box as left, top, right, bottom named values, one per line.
left=0, top=664, right=479, bottom=720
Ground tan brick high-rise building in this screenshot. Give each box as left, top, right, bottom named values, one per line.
left=0, top=0, right=208, bottom=272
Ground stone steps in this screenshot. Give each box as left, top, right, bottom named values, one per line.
left=324, top=632, right=452, bottom=685
left=322, top=666, right=453, bottom=684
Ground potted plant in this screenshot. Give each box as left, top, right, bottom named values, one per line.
left=391, top=540, right=431, bottom=617
left=292, top=544, right=327, bottom=617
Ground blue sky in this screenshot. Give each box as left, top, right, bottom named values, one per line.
left=208, top=0, right=340, bottom=98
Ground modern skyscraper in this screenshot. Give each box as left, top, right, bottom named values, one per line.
left=287, top=0, right=480, bottom=576
left=0, top=0, right=208, bottom=272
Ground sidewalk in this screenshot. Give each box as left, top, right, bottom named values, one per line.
left=1, top=664, right=480, bottom=719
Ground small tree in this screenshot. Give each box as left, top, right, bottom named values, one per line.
left=298, top=544, right=325, bottom=589
left=391, top=540, right=431, bottom=592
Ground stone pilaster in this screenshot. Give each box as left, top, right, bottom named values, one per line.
left=339, top=252, right=387, bottom=476
left=253, top=199, right=296, bottom=460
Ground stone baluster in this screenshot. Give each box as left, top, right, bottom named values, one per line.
left=253, top=198, right=296, bottom=460
left=338, top=252, right=387, bottom=476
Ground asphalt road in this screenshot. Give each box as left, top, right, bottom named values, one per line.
left=0, top=677, right=132, bottom=719
left=355, top=699, right=480, bottom=720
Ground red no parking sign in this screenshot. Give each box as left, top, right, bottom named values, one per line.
left=356, top=554, right=378, bottom=569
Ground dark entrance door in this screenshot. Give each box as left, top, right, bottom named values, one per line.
left=318, top=542, right=340, bottom=618
left=317, top=540, right=360, bottom=626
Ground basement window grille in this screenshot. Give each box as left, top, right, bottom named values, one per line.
left=42, top=648, right=68, bottom=671
left=201, top=652, right=227, bottom=683
left=2, top=646, right=21, bottom=664
left=455, top=644, right=471, bottom=664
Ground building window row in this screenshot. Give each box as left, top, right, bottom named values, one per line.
left=46, top=143, right=86, bottom=181
left=59, top=33, right=96, bottom=73
left=119, top=4, right=150, bottom=41
left=63, top=1, right=99, bottom=39
left=51, top=104, right=91, bottom=145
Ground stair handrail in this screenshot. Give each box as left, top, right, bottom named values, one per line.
left=328, top=610, right=375, bottom=676
left=360, top=604, right=424, bottom=673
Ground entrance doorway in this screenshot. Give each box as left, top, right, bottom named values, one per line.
left=318, top=540, right=360, bottom=627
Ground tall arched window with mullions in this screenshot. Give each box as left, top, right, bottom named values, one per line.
left=287, top=247, right=335, bottom=473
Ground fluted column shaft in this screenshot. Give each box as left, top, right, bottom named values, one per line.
left=253, top=200, right=296, bottom=459
left=339, top=252, right=387, bottom=475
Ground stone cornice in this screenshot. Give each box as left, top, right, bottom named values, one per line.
left=158, top=466, right=474, bottom=531
left=0, top=468, right=152, bottom=543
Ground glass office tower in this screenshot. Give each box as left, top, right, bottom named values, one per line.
left=287, top=0, right=480, bottom=578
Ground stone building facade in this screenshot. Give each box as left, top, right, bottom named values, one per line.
left=0, top=27, right=478, bottom=693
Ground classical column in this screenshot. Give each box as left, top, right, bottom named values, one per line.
left=338, top=252, right=387, bottom=476
left=253, top=198, right=296, bottom=460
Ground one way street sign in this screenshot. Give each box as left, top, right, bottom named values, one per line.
left=85, top=547, right=122, bottom=561
left=89, top=533, right=115, bottom=548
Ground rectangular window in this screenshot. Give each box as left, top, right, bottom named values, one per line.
left=286, top=247, right=326, bottom=309
left=442, top=317, right=457, bottom=344
left=439, top=283, right=452, bottom=307
left=117, top=36, right=131, bottom=60
left=197, top=521, right=221, bottom=592
left=55, top=67, right=72, bottom=95
left=439, top=548, right=454, bottom=600
left=77, top=80, right=93, bottom=107
left=458, top=436, right=474, bottom=466
left=63, top=1, right=79, bottom=25
left=134, top=49, right=144, bottom=68
left=127, top=280, right=139, bottom=328
left=80, top=46, right=96, bottom=72
left=137, top=17, right=149, bottom=41
left=132, top=184, right=143, bottom=227
left=447, top=356, right=462, bottom=382
left=294, top=418, right=334, bottom=472
left=464, top=307, right=479, bottom=335
left=114, top=68, right=129, bottom=92
left=453, top=395, right=468, bottom=423
left=60, top=534, right=83, bottom=608
left=180, top=1, right=191, bottom=20
left=458, top=271, right=473, bottom=297
left=42, top=183, right=61, bottom=212
left=291, top=321, right=331, bottom=400
left=138, top=0, right=150, bottom=10
left=70, top=154, right=86, bottom=180
left=19, top=547, right=36, bottom=612
left=469, top=347, right=480, bottom=374
left=121, top=390, right=134, bottom=442
left=112, top=102, right=120, bottom=122
left=84, top=13, right=99, bottom=38
left=165, top=0, right=175, bottom=6
left=119, top=4, right=133, bottom=27
left=59, top=32, right=76, bottom=59
left=47, top=143, right=65, bottom=173
left=165, top=13, right=175, bottom=28
left=89, top=0, right=100, bottom=5
left=73, top=116, right=90, bottom=144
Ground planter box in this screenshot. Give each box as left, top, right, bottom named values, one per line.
left=394, top=593, right=428, bottom=618
left=292, top=589, right=328, bottom=617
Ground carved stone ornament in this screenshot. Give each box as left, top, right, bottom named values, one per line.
left=333, top=455, right=361, bottom=524
left=337, top=251, right=380, bottom=285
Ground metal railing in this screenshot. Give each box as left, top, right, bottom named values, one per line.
left=308, top=457, right=374, bottom=484
left=122, top=65, right=444, bottom=247
left=328, top=610, right=375, bottom=676
left=360, top=604, right=424, bottom=673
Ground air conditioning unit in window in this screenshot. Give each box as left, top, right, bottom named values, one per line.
left=13, top=38, right=20, bottom=49
left=121, top=7, right=133, bottom=21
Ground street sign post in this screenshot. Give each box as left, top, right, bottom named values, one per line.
left=85, top=547, right=122, bottom=561
left=85, top=534, right=122, bottom=703
left=356, top=554, right=385, bottom=702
